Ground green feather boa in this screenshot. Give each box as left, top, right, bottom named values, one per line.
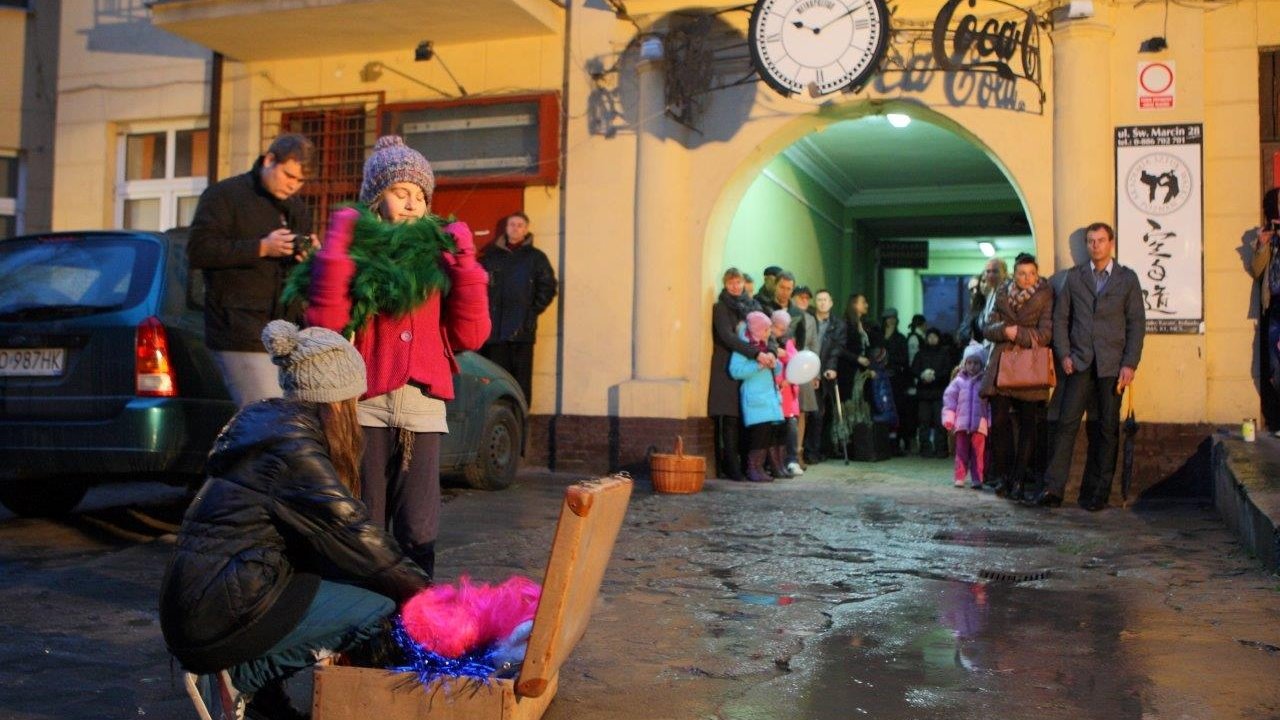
left=284, top=206, right=456, bottom=336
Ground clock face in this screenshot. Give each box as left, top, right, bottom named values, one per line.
left=749, top=0, right=890, bottom=98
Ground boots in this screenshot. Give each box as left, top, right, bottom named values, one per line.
left=745, top=449, right=773, bottom=482
left=769, top=446, right=793, bottom=478
left=716, top=416, right=746, bottom=481
left=406, top=541, right=435, bottom=581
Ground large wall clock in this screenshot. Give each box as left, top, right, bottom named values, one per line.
left=748, top=0, right=891, bottom=98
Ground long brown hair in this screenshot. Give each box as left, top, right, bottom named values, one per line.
left=318, top=399, right=364, bottom=497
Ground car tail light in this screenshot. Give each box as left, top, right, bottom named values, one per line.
left=136, top=316, right=177, bottom=397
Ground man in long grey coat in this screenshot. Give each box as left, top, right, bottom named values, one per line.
left=1037, top=222, right=1146, bottom=510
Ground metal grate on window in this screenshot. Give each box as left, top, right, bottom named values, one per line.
left=1262, top=50, right=1280, bottom=143
left=261, top=92, right=383, bottom=235
left=0, top=156, right=16, bottom=199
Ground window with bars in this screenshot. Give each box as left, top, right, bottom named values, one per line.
left=0, top=155, right=16, bottom=238
left=1261, top=49, right=1280, bottom=188
left=262, top=93, right=382, bottom=233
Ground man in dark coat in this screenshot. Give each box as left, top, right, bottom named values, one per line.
left=1038, top=222, right=1146, bottom=510
left=188, top=133, right=315, bottom=407
left=479, top=212, right=558, bottom=404
left=880, top=308, right=911, bottom=454
left=754, top=265, right=782, bottom=310
left=808, top=289, right=846, bottom=462
left=709, top=268, right=771, bottom=480
left=912, top=328, right=953, bottom=457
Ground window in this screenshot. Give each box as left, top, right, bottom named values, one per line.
left=281, top=107, right=366, bottom=233
left=1261, top=49, right=1280, bottom=187
left=115, top=125, right=208, bottom=232
left=262, top=92, right=382, bottom=234
left=381, top=93, right=560, bottom=189
left=0, top=155, right=16, bottom=238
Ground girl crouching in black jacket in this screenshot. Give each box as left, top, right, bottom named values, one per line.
left=160, top=320, right=429, bottom=719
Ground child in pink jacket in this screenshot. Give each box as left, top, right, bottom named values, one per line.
left=771, top=310, right=801, bottom=478
left=942, top=343, right=990, bottom=489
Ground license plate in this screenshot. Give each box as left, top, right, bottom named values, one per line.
left=0, top=348, right=66, bottom=376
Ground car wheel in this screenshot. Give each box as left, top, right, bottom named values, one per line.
left=0, top=479, right=89, bottom=518
left=464, top=402, right=521, bottom=491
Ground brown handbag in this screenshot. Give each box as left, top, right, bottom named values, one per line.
left=996, top=343, right=1057, bottom=390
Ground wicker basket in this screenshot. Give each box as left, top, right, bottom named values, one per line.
left=650, top=436, right=706, bottom=494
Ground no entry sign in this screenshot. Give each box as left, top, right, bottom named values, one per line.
left=1138, top=61, right=1175, bottom=110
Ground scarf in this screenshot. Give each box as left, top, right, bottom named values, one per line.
left=1006, top=277, right=1045, bottom=313
left=284, top=206, right=456, bottom=336
left=718, top=287, right=756, bottom=321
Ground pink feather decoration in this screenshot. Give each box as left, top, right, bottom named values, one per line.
left=401, top=575, right=541, bottom=658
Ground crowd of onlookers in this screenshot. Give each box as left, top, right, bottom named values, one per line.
left=709, top=222, right=1146, bottom=512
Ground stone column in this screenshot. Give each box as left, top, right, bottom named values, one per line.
left=616, top=35, right=691, bottom=417
left=1051, top=5, right=1115, bottom=272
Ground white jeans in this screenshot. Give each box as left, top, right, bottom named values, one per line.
left=212, top=350, right=283, bottom=408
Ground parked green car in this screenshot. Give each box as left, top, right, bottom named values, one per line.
left=0, top=229, right=526, bottom=517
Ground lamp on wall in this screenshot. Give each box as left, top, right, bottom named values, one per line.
left=978, top=241, right=996, bottom=258
left=360, top=60, right=457, bottom=98
left=414, top=41, right=468, bottom=97
left=1139, top=0, right=1170, bottom=53
left=1139, top=36, right=1168, bottom=53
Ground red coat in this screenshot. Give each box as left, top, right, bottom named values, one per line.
left=305, top=217, right=490, bottom=401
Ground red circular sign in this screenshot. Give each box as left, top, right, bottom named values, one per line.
left=1139, top=63, right=1174, bottom=94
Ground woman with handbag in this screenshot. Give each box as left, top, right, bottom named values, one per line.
left=981, top=253, right=1054, bottom=501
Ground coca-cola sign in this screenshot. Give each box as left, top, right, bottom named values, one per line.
left=930, top=0, right=1042, bottom=86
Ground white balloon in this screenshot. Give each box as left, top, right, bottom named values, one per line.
left=785, top=350, right=821, bottom=385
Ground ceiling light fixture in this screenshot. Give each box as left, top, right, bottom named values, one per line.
left=979, top=241, right=996, bottom=258
left=886, top=113, right=911, bottom=128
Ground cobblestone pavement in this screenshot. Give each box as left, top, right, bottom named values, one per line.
left=0, top=458, right=1277, bottom=719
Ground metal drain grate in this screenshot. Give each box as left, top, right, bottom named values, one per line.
left=979, top=568, right=1051, bottom=583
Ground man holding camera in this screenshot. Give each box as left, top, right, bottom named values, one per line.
left=189, top=133, right=317, bottom=406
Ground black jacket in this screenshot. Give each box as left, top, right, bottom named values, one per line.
left=188, top=157, right=312, bottom=351
left=480, top=235, right=558, bottom=344
left=813, top=313, right=846, bottom=374
left=912, top=343, right=954, bottom=401
left=159, top=399, right=429, bottom=674
left=708, top=288, right=760, bottom=417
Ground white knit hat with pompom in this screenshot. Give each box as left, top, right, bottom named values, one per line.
left=261, top=320, right=367, bottom=402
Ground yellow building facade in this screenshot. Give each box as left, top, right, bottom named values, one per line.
left=46, top=0, right=1280, bottom=480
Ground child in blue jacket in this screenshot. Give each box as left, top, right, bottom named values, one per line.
left=729, top=311, right=784, bottom=482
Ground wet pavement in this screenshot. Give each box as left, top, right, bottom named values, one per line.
left=0, top=458, right=1278, bottom=719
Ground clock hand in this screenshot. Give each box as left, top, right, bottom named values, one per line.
left=815, top=4, right=862, bottom=33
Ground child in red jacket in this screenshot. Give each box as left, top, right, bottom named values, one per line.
left=290, top=135, right=490, bottom=578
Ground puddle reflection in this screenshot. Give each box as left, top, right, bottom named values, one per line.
left=803, top=579, right=1144, bottom=719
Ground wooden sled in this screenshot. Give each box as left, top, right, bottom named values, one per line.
left=312, top=475, right=633, bottom=720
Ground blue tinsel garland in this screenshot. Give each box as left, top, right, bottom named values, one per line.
left=389, top=617, right=517, bottom=688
